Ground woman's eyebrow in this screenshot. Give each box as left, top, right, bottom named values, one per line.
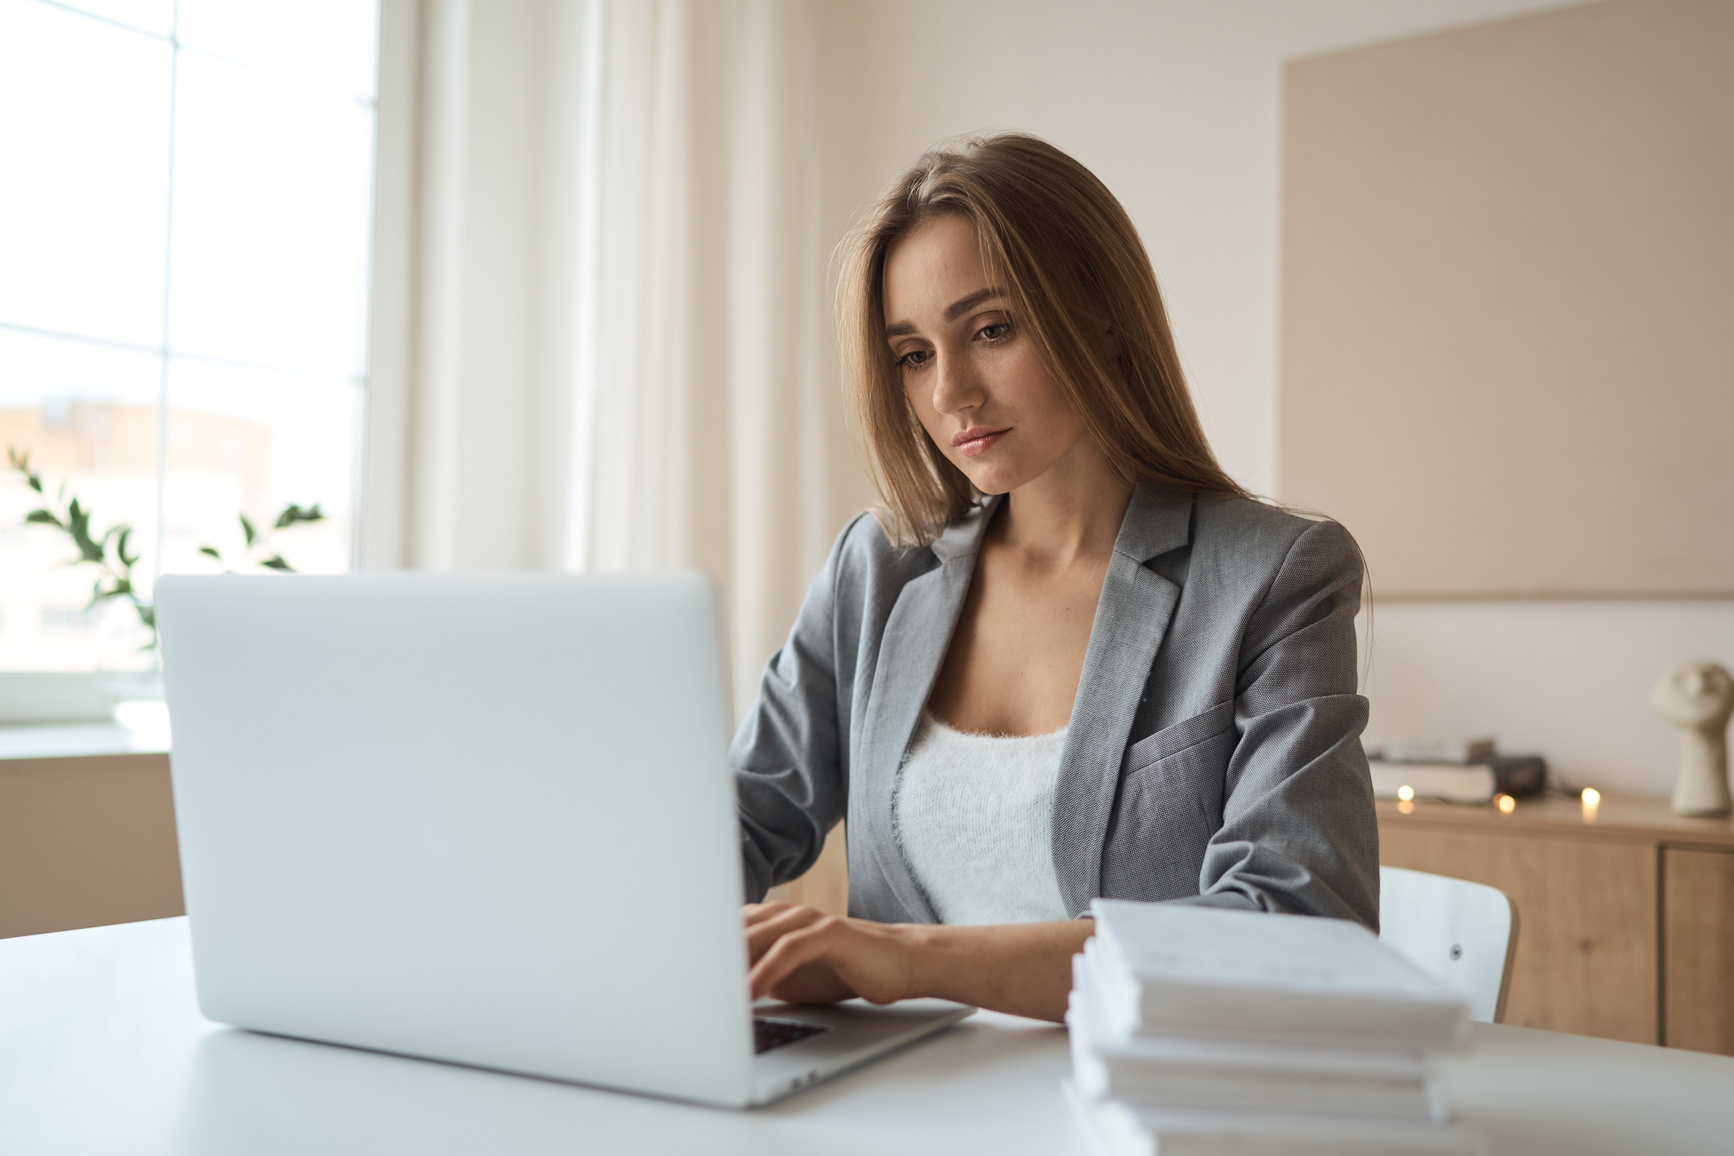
left=884, top=288, right=1008, bottom=338
left=944, top=287, right=1004, bottom=321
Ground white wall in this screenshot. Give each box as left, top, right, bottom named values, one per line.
left=814, top=0, right=1732, bottom=795
left=1362, top=603, right=1734, bottom=795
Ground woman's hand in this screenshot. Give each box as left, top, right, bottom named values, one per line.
left=744, top=902, right=924, bottom=1005
left=743, top=904, right=1095, bottom=1022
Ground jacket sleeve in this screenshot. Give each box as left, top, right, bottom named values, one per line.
left=1175, top=518, right=1380, bottom=929
left=729, top=518, right=860, bottom=902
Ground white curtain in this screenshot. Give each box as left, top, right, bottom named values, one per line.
left=576, top=0, right=842, bottom=714
left=366, top=0, right=856, bottom=716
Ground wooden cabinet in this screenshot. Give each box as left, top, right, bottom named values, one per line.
left=0, top=752, right=183, bottom=940
left=1379, top=793, right=1734, bottom=1054
left=1663, top=846, right=1734, bottom=1054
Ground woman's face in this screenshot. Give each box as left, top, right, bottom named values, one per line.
left=882, top=214, right=1089, bottom=497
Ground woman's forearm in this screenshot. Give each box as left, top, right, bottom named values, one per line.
left=902, top=918, right=1094, bottom=1022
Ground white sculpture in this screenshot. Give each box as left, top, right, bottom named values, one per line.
left=1651, top=660, right=1734, bottom=818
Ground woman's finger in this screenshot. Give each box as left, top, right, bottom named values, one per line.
left=744, top=904, right=825, bottom=964
left=742, top=902, right=792, bottom=928
left=749, top=921, right=840, bottom=998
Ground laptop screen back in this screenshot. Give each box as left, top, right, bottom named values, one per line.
left=158, top=571, right=756, bottom=1106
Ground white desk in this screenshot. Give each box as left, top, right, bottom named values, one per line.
left=3, top=919, right=1732, bottom=1155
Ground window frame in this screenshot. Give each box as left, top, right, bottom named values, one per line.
left=0, top=0, right=414, bottom=728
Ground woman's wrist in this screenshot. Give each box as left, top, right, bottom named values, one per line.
left=890, top=920, right=947, bottom=1003
left=889, top=918, right=1094, bottom=1021
left=892, top=921, right=1015, bottom=1006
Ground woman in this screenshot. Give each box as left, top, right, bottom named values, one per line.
left=735, top=134, right=1376, bottom=1024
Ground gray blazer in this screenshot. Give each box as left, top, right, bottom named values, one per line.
left=730, top=485, right=1379, bottom=929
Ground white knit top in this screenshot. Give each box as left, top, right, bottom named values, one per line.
left=891, top=712, right=1071, bottom=926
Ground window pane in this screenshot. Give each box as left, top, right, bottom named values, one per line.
left=0, top=329, right=161, bottom=672
left=168, top=50, right=375, bottom=378
left=177, top=0, right=379, bottom=101
left=0, top=0, right=171, bottom=347
left=159, top=358, right=356, bottom=580
left=54, top=0, right=174, bottom=37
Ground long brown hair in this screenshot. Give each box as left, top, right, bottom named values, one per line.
left=837, top=132, right=1251, bottom=546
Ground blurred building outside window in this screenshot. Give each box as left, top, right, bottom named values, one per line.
left=0, top=0, right=380, bottom=719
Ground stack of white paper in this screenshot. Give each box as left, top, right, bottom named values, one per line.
left=1066, top=900, right=1486, bottom=1156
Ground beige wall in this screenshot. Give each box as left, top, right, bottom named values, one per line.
left=810, top=0, right=1728, bottom=797
left=1280, top=0, right=1734, bottom=597
left=1276, top=0, right=1734, bottom=792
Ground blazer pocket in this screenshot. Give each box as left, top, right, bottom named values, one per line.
left=1101, top=706, right=1237, bottom=903
left=1122, top=700, right=1235, bottom=774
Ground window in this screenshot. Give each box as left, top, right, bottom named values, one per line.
left=0, top=0, right=379, bottom=680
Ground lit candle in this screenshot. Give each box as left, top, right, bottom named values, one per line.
left=1397, top=785, right=1415, bottom=802
left=1582, top=787, right=1601, bottom=822
left=1496, top=793, right=1516, bottom=814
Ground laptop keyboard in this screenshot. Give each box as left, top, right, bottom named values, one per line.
left=753, top=1016, right=829, bottom=1054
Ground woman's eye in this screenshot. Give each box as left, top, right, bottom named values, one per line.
left=897, top=349, right=931, bottom=370
left=977, top=322, right=1012, bottom=341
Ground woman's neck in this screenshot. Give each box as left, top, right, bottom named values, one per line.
left=991, top=442, right=1134, bottom=568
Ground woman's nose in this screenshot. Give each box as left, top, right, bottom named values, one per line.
left=931, top=352, right=984, bottom=415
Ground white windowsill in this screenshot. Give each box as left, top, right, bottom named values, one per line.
left=0, top=701, right=172, bottom=761
left=0, top=723, right=169, bottom=761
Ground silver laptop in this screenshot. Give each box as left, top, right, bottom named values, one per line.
left=155, top=571, right=970, bottom=1108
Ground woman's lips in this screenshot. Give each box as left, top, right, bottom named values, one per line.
left=952, top=426, right=1010, bottom=457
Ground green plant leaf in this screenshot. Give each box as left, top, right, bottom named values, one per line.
left=274, top=502, right=326, bottom=529
left=117, top=526, right=138, bottom=568
left=66, top=499, right=104, bottom=562
left=25, top=509, right=62, bottom=527
left=259, top=554, right=293, bottom=572
left=198, top=545, right=222, bottom=561
left=90, top=578, right=128, bottom=608
left=239, top=513, right=256, bottom=547
left=8, top=446, right=45, bottom=494
left=6, top=446, right=41, bottom=492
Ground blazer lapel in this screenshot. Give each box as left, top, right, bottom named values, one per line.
left=1050, top=486, right=1194, bottom=916
left=856, top=497, right=1002, bottom=924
